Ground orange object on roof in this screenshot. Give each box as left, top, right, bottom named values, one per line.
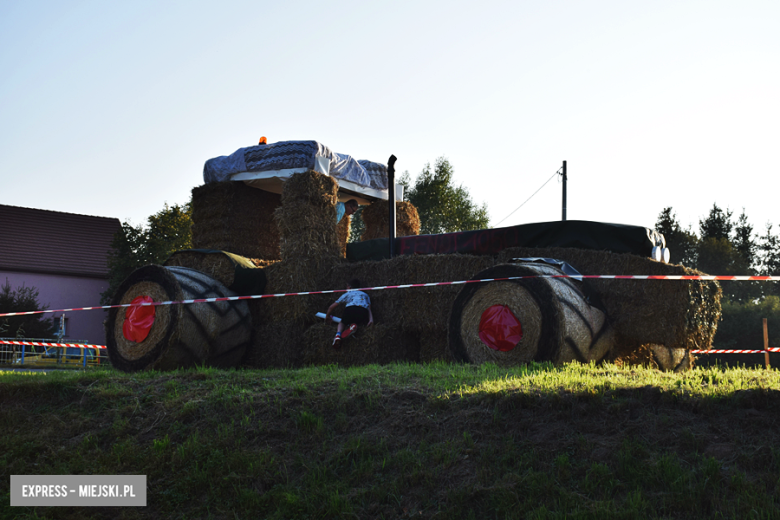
left=258, top=136, right=267, bottom=145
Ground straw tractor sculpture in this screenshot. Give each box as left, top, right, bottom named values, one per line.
left=106, top=170, right=721, bottom=373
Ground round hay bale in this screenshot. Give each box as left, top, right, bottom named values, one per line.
left=360, top=200, right=421, bottom=240
left=449, top=263, right=615, bottom=366
left=496, top=246, right=722, bottom=351
left=106, top=265, right=251, bottom=372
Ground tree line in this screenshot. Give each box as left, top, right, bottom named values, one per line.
left=656, top=204, right=780, bottom=303
left=657, top=204, right=780, bottom=355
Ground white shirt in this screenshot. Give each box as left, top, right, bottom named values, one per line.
left=336, top=290, right=370, bottom=309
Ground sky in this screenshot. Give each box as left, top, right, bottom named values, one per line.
left=2, top=0, right=778, bottom=244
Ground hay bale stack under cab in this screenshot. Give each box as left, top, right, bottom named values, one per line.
left=106, top=265, right=251, bottom=372
left=360, top=200, right=421, bottom=240
left=274, top=171, right=341, bottom=260
left=243, top=171, right=344, bottom=366
left=496, top=247, right=722, bottom=353
left=322, top=253, right=495, bottom=333
left=191, top=182, right=282, bottom=261
left=449, top=263, right=615, bottom=366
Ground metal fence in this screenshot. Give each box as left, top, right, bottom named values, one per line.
left=0, top=338, right=101, bottom=368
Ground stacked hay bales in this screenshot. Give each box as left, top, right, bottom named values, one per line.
left=245, top=171, right=344, bottom=368
left=314, top=254, right=496, bottom=363
left=360, top=200, right=421, bottom=240
left=495, top=247, right=722, bottom=356
left=302, top=323, right=419, bottom=367
left=191, top=181, right=282, bottom=261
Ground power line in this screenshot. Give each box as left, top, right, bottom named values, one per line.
left=494, top=168, right=562, bottom=227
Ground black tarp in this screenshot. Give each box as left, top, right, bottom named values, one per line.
left=346, top=220, right=664, bottom=262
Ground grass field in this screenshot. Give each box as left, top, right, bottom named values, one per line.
left=2, top=361, right=780, bottom=519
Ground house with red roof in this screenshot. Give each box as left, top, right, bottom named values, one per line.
left=0, top=205, right=121, bottom=345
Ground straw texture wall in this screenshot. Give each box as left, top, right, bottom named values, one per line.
left=191, top=182, right=282, bottom=261
left=242, top=171, right=344, bottom=367
left=360, top=200, right=421, bottom=240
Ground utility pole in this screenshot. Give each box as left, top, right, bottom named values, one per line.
left=561, top=160, right=567, bottom=221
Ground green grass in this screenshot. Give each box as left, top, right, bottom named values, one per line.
left=2, top=361, right=780, bottom=518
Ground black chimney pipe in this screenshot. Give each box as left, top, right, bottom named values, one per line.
left=387, top=155, right=397, bottom=258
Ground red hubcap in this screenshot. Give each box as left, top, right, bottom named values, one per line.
left=122, top=295, right=156, bottom=342
left=478, top=305, right=523, bottom=352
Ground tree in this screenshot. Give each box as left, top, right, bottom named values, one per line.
left=732, top=209, right=757, bottom=269
left=655, top=207, right=698, bottom=267
left=699, top=203, right=733, bottom=241
left=348, top=206, right=366, bottom=243
left=101, top=202, right=192, bottom=304
left=403, top=157, right=489, bottom=235
left=758, top=223, right=780, bottom=297
left=0, top=279, right=57, bottom=339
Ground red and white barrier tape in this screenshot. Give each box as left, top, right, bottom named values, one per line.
left=0, top=340, right=105, bottom=349
left=0, top=273, right=778, bottom=318
left=692, top=348, right=780, bottom=354
left=2, top=340, right=771, bottom=356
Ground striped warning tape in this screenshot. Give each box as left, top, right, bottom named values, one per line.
left=0, top=273, right=778, bottom=318
left=2, top=340, right=772, bottom=356
left=0, top=340, right=106, bottom=349
left=691, top=348, right=780, bottom=354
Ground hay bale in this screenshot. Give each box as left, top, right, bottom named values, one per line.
left=449, top=263, right=616, bottom=366
left=106, top=266, right=251, bottom=372
left=325, top=254, right=495, bottom=332
left=191, top=182, right=281, bottom=260
left=274, top=171, right=341, bottom=261
left=243, top=317, right=309, bottom=368
left=251, top=257, right=342, bottom=324
left=336, top=214, right=351, bottom=258
left=496, top=247, right=722, bottom=352
left=280, top=170, right=338, bottom=207
left=163, top=250, right=253, bottom=288
left=419, top=329, right=452, bottom=363
left=240, top=170, right=347, bottom=368
left=302, top=323, right=418, bottom=367
left=360, top=200, right=421, bottom=240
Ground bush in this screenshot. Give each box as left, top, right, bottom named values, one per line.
left=713, top=296, right=780, bottom=350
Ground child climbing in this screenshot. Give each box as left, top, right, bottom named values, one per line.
left=325, top=279, right=374, bottom=349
